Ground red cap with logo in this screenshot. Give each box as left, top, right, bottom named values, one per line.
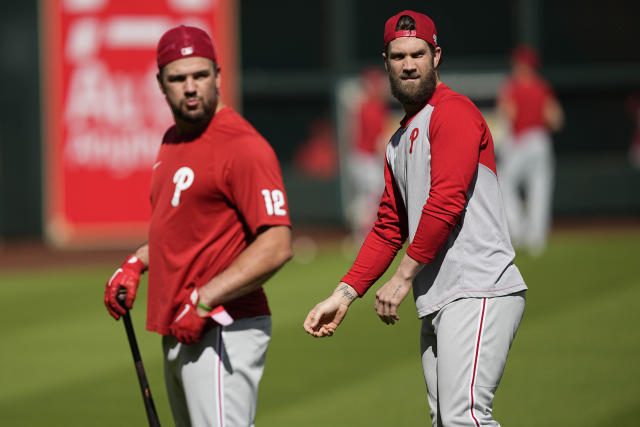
left=157, top=25, right=217, bottom=69
left=384, top=10, right=438, bottom=48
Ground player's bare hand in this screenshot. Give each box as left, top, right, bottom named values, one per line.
left=375, top=276, right=412, bottom=325
left=303, top=283, right=358, bottom=337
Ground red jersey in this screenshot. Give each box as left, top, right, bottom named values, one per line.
left=499, top=75, right=554, bottom=136
left=355, top=96, right=388, bottom=154
left=147, top=107, right=291, bottom=335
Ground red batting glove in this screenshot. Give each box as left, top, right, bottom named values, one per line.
left=104, top=254, right=146, bottom=320
left=169, top=287, right=207, bottom=345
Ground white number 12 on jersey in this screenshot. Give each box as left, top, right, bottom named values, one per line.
left=261, top=189, right=286, bottom=216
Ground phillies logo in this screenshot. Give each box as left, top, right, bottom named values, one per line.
left=171, top=167, right=194, bottom=207
left=409, top=128, right=419, bottom=154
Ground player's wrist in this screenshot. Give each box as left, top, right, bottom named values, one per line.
left=197, top=299, right=213, bottom=311
left=195, top=286, right=218, bottom=311
left=394, top=253, right=424, bottom=282
left=333, top=282, right=358, bottom=305
left=124, top=254, right=147, bottom=274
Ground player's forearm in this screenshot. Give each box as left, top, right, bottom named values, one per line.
left=198, top=226, right=292, bottom=306
left=406, top=213, right=453, bottom=264
left=496, top=98, right=516, bottom=122
left=544, top=98, right=564, bottom=132
left=341, top=229, right=402, bottom=296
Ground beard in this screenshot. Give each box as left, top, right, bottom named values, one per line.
left=389, top=66, right=438, bottom=108
left=170, top=94, right=216, bottom=125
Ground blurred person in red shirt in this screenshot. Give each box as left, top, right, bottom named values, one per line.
left=496, top=45, right=564, bottom=256
left=293, top=118, right=338, bottom=179
left=348, top=67, right=392, bottom=244
left=625, top=93, right=640, bottom=168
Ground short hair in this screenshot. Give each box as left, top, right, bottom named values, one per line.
left=396, top=14, right=416, bottom=32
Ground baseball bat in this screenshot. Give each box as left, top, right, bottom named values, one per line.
left=117, top=292, right=161, bottom=427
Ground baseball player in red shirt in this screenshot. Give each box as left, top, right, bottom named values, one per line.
left=497, top=45, right=564, bottom=256
left=348, top=68, right=391, bottom=244
left=304, top=11, right=527, bottom=426
left=104, top=26, right=292, bottom=426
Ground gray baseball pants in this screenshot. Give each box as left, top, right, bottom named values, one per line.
left=162, top=315, right=271, bottom=427
left=499, top=128, right=554, bottom=256
left=421, top=291, right=525, bottom=426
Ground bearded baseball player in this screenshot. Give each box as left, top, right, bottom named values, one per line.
left=104, top=25, right=292, bottom=426
left=304, top=11, right=527, bottom=426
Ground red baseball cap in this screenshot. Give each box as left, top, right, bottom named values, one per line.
left=157, top=25, right=217, bottom=69
left=384, top=10, right=438, bottom=48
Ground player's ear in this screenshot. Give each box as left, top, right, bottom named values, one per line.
left=382, top=51, right=389, bottom=72
left=156, top=71, right=166, bottom=95
left=433, top=47, right=442, bottom=68
left=210, top=59, right=222, bottom=92
left=215, top=67, right=221, bottom=91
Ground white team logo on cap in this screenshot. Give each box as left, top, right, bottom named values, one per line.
left=181, top=46, right=194, bottom=56
left=433, top=35, right=437, bottom=44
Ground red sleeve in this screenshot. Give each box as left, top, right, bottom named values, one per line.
left=342, top=155, right=408, bottom=295
left=406, top=98, right=488, bottom=264
left=225, top=136, right=291, bottom=234
left=357, top=99, right=386, bottom=152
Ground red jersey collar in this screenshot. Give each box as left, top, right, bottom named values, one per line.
left=400, top=83, right=449, bottom=128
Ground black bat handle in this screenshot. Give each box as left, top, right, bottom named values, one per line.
left=118, top=293, right=161, bottom=427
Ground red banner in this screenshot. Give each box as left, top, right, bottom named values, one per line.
left=42, top=0, right=238, bottom=246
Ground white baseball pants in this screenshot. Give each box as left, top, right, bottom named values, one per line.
left=420, top=292, right=525, bottom=426
left=162, top=316, right=271, bottom=427
left=499, top=128, right=554, bottom=256
left=348, top=151, right=385, bottom=243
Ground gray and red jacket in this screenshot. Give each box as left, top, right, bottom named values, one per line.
left=342, top=84, right=527, bottom=317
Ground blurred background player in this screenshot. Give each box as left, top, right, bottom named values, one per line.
left=496, top=45, right=564, bottom=256
left=625, top=92, right=640, bottom=168
left=347, top=67, right=392, bottom=245
left=293, top=117, right=338, bottom=179
left=304, top=10, right=526, bottom=426
left=103, top=25, right=292, bottom=426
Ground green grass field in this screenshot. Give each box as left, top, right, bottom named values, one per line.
left=1, top=229, right=639, bottom=426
